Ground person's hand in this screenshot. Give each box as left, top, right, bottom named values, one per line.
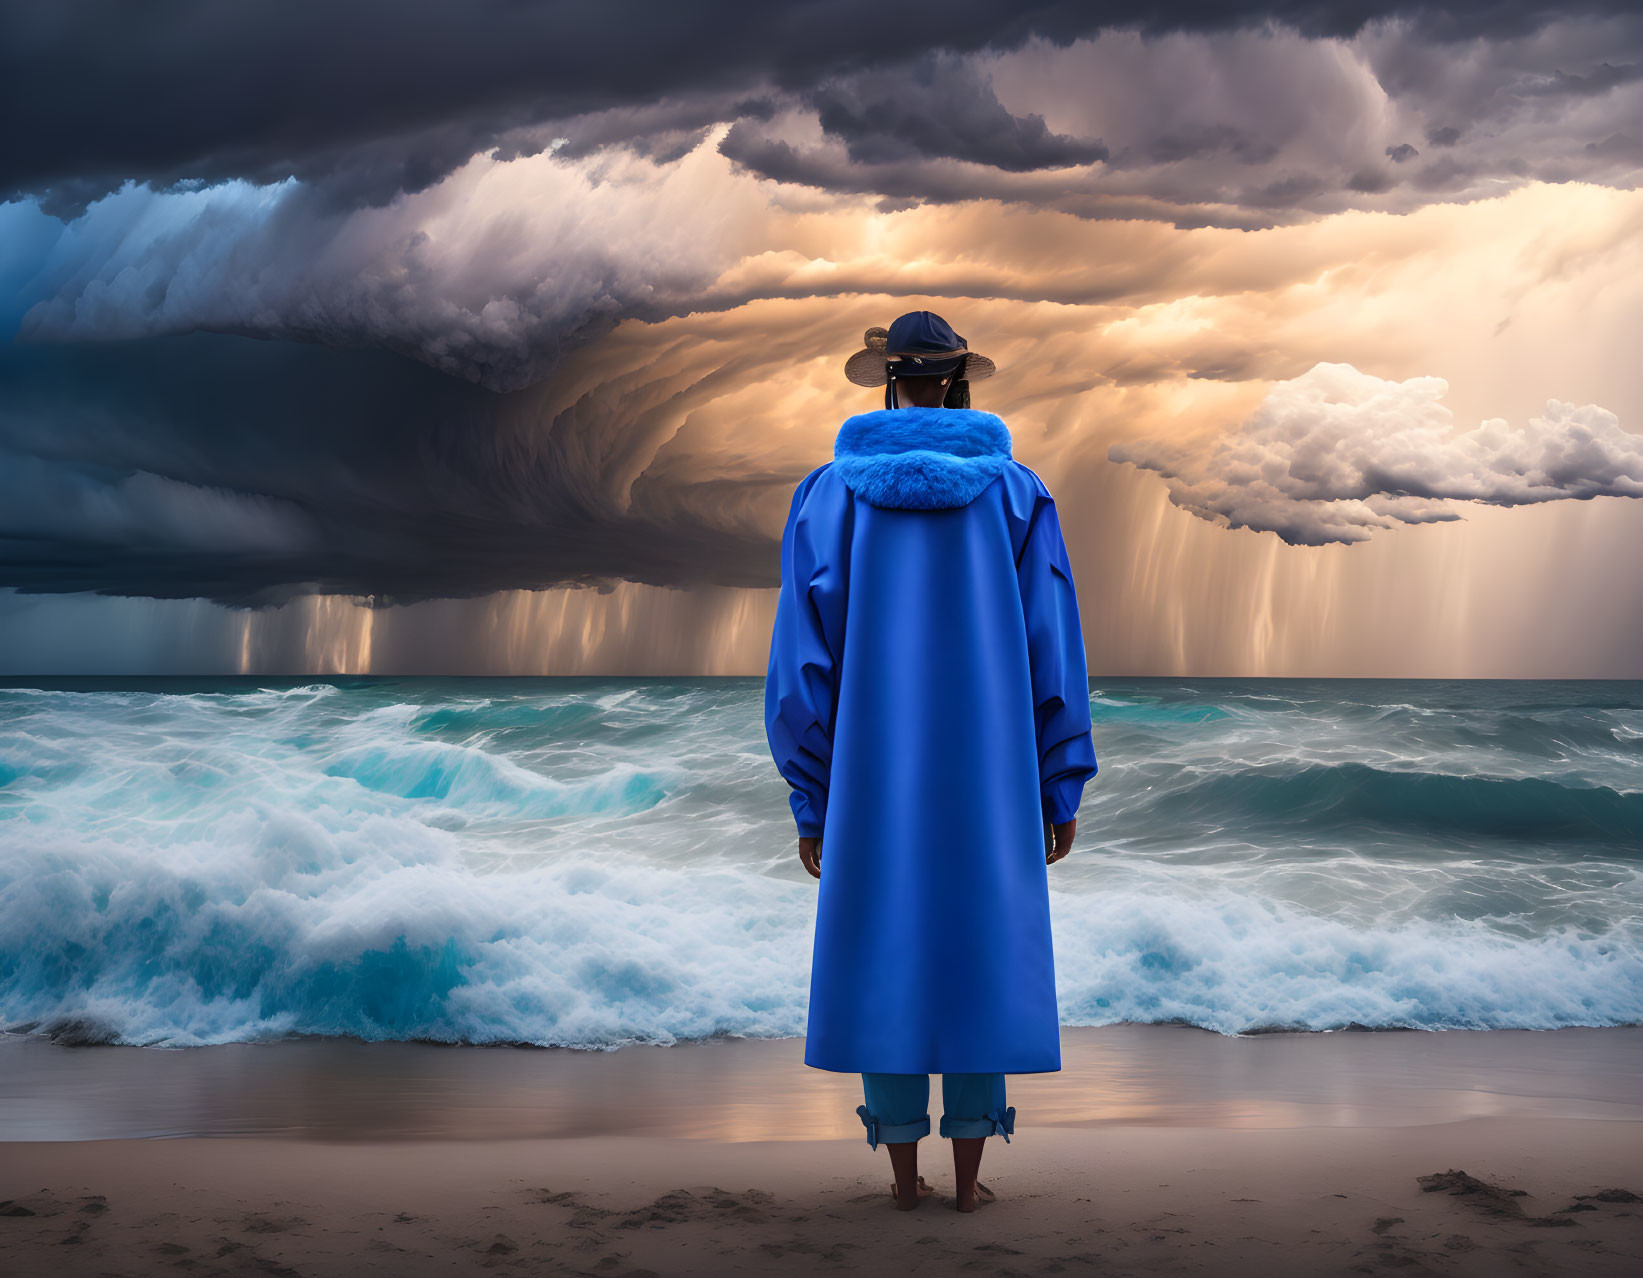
left=1046, top=818, right=1076, bottom=865
left=799, top=835, right=822, bottom=879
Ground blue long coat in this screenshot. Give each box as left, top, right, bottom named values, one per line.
left=765, top=405, right=1098, bottom=1075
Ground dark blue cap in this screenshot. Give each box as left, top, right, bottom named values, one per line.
left=843, top=312, right=995, bottom=388
left=885, top=310, right=969, bottom=376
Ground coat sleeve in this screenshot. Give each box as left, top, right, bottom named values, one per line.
left=764, top=472, right=846, bottom=838
left=1018, top=492, right=1098, bottom=826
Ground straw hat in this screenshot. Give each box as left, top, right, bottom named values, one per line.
left=844, top=311, right=998, bottom=387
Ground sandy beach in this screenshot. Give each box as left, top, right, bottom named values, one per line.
left=3, top=1024, right=1641, bottom=1276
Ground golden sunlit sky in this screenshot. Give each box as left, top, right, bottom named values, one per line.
left=2, top=3, right=1641, bottom=675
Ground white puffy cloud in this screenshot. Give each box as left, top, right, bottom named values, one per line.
left=1107, top=361, right=1643, bottom=544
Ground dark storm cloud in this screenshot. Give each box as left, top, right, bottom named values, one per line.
left=0, top=334, right=787, bottom=607
left=720, top=9, right=1643, bottom=220
left=807, top=52, right=1108, bottom=171
left=1, top=1, right=1628, bottom=211
left=714, top=126, right=1094, bottom=207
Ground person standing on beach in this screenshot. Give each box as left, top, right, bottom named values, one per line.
left=764, top=311, right=1099, bottom=1212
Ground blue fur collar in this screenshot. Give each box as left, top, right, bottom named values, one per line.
left=832, top=407, right=1013, bottom=510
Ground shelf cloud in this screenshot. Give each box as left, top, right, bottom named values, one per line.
left=7, top=3, right=1628, bottom=214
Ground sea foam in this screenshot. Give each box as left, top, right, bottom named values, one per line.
left=2, top=677, right=1640, bottom=1046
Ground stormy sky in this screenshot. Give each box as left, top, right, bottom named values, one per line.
left=2, top=1, right=1641, bottom=675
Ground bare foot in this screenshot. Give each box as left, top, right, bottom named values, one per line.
left=890, top=1175, right=935, bottom=1211
left=956, top=1179, right=997, bottom=1213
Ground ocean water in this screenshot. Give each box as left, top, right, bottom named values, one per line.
left=0, top=676, right=1639, bottom=1048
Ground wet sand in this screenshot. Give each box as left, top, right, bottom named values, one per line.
left=2, top=1024, right=1641, bottom=1275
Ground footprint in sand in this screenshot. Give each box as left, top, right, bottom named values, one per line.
left=1351, top=1218, right=1438, bottom=1273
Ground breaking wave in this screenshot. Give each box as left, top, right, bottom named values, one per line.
left=2, top=677, right=1640, bottom=1045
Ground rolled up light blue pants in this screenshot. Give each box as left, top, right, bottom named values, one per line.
left=856, top=1072, right=1015, bottom=1149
